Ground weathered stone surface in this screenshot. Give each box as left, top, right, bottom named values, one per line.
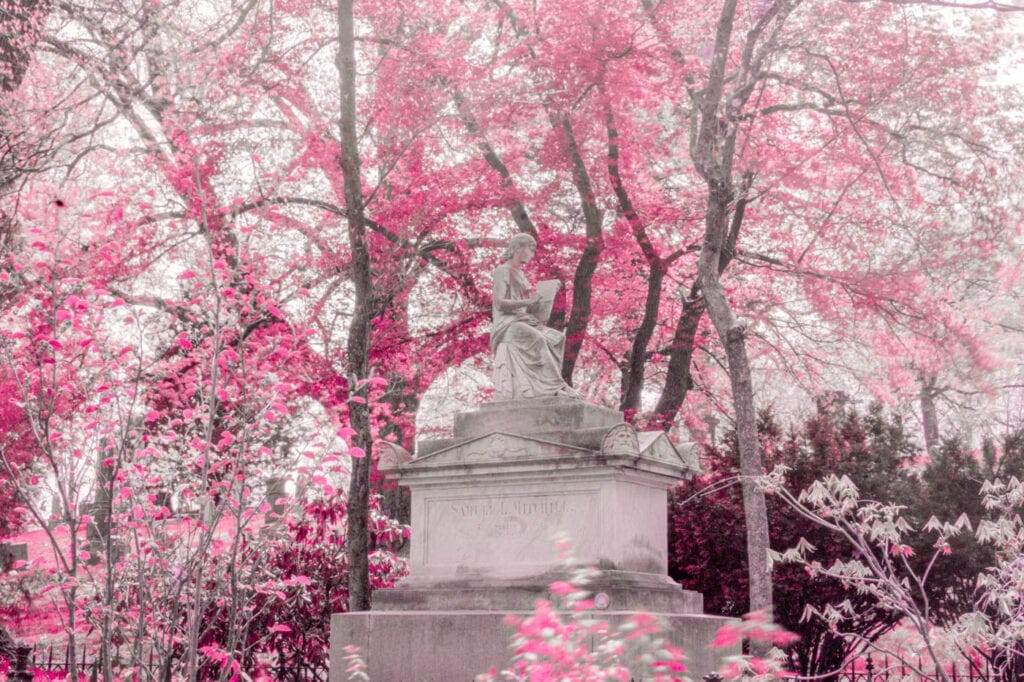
left=402, top=430, right=695, bottom=480
left=330, top=610, right=732, bottom=682
left=403, top=466, right=675, bottom=581
left=386, top=421, right=699, bottom=584
left=373, top=570, right=703, bottom=613
left=333, top=400, right=730, bottom=680
left=377, top=440, right=413, bottom=470
left=452, top=397, right=621, bottom=439
left=411, top=399, right=698, bottom=471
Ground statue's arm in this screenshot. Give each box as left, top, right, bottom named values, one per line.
left=493, top=268, right=534, bottom=313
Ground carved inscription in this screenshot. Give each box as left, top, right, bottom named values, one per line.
left=423, top=492, right=596, bottom=567
left=449, top=498, right=570, bottom=518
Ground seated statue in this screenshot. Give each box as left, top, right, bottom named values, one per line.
left=490, top=234, right=581, bottom=400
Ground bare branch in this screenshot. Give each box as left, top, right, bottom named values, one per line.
left=840, top=0, right=1024, bottom=11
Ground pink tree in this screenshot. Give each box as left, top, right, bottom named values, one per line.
left=0, top=0, right=1022, bottom=674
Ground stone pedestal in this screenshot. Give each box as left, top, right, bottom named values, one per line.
left=330, top=399, right=734, bottom=681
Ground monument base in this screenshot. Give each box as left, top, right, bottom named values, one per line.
left=329, top=609, right=732, bottom=681
left=330, top=400, right=734, bottom=679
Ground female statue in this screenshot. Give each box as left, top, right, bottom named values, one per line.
left=490, top=234, right=581, bottom=400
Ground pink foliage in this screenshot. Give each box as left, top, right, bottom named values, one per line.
left=480, top=561, right=687, bottom=681
left=0, top=0, right=1020, bottom=676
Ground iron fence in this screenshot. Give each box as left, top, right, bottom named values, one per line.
left=817, top=653, right=998, bottom=681
left=6, top=645, right=1010, bottom=681
left=5, top=643, right=325, bottom=681
left=11, top=642, right=162, bottom=681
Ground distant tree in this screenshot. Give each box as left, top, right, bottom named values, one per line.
left=0, top=0, right=52, bottom=537
left=910, top=438, right=994, bottom=627
left=902, top=429, right=1024, bottom=678
left=0, top=623, right=14, bottom=662
left=772, top=457, right=1024, bottom=681
left=675, top=406, right=1024, bottom=676
left=253, top=492, right=407, bottom=680
left=0, top=369, right=37, bottom=534
left=670, top=406, right=919, bottom=676
left=983, top=428, right=1024, bottom=482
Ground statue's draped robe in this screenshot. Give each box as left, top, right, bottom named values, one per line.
left=490, top=264, right=577, bottom=399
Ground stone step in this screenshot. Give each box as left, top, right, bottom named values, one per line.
left=373, top=569, right=703, bottom=614
left=452, top=397, right=622, bottom=439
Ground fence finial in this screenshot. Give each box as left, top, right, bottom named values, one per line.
left=12, top=644, right=33, bottom=682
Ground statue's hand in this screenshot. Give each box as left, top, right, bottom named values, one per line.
left=517, top=313, right=542, bottom=326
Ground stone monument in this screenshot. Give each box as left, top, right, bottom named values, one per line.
left=328, top=400, right=737, bottom=680
left=329, top=237, right=735, bottom=679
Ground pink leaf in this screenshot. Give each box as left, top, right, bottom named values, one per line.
left=548, top=581, right=575, bottom=596
left=710, top=624, right=742, bottom=648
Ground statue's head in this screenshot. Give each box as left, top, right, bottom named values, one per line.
left=501, top=233, right=537, bottom=261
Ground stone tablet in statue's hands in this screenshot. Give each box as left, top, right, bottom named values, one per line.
left=527, top=280, right=559, bottom=324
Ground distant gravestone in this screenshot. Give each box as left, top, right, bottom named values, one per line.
left=266, top=477, right=288, bottom=517
left=0, top=623, right=16, bottom=662
left=0, top=543, right=27, bottom=570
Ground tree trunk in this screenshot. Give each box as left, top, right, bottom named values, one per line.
left=692, top=0, right=773, bottom=628
left=919, top=373, right=941, bottom=455
left=336, top=0, right=374, bottom=612
left=648, top=295, right=705, bottom=431
left=557, top=115, right=604, bottom=385
left=696, top=179, right=772, bottom=623
left=605, top=100, right=667, bottom=416
left=620, top=266, right=664, bottom=414
left=452, top=90, right=539, bottom=240
left=648, top=174, right=749, bottom=432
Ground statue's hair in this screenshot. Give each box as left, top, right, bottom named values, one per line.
left=500, top=233, right=537, bottom=261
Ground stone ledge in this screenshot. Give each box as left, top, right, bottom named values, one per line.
left=403, top=431, right=697, bottom=483
left=374, top=570, right=703, bottom=613
left=416, top=425, right=614, bottom=458
left=453, top=398, right=622, bottom=439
